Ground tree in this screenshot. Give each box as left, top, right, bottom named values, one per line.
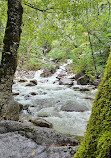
left=0, top=0, right=23, bottom=120
left=74, top=49, right=111, bottom=157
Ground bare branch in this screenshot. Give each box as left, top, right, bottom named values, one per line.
left=23, top=2, right=59, bottom=13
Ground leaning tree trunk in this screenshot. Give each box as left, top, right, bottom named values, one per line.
left=0, top=0, right=23, bottom=120
left=74, top=49, right=111, bottom=158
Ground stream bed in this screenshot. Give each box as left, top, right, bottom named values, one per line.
left=13, top=60, right=97, bottom=137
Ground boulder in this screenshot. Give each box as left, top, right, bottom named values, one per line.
left=40, top=68, right=56, bottom=77
left=75, top=71, right=85, bottom=80
left=72, top=86, right=80, bottom=91
left=30, top=92, right=38, bottom=96
left=56, top=72, right=67, bottom=79
left=29, top=118, right=53, bottom=128
left=12, top=92, right=19, bottom=96
left=30, top=79, right=37, bottom=85
left=61, top=101, right=89, bottom=112
left=59, top=78, right=73, bottom=85
left=79, top=88, right=90, bottom=91
left=0, top=121, right=79, bottom=146
left=18, top=79, right=28, bottom=82
left=77, top=75, right=89, bottom=85
left=0, top=132, right=79, bottom=158
left=19, top=103, right=23, bottom=112
left=26, top=82, right=36, bottom=86
left=72, top=85, right=93, bottom=91
left=37, top=107, right=61, bottom=117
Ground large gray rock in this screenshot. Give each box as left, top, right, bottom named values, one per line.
left=29, top=118, right=53, bottom=128
left=77, top=75, right=89, bottom=85
left=56, top=71, right=67, bottom=79
left=75, top=71, right=85, bottom=80
left=37, top=107, right=61, bottom=117
left=59, top=78, right=73, bottom=85
left=40, top=69, right=56, bottom=78
left=0, top=121, right=78, bottom=145
left=61, top=101, right=89, bottom=112
left=0, top=132, right=78, bottom=158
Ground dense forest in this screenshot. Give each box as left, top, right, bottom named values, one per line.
left=0, top=0, right=111, bottom=158
left=0, top=0, right=111, bottom=77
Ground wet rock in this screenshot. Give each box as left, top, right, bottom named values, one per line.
left=26, top=82, right=36, bottom=86
left=0, top=131, right=79, bottom=158
left=30, top=92, right=38, bottom=96
left=0, top=132, right=38, bottom=158
left=2, top=98, right=20, bottom=121
left=19, top=103, right=23, bottom=112
left=72, top=85, right=94, bottom=91
left=75, top=71, right=85, bottom=80
left=79, top=88, right=90, bottom=91
left=77, top=75, right=89, bottom=85
left=30, top=79, right=37, bottom=85
left=93, top=79, right=101, bottom=86
left=72, top=86, right=80, bottom=91
left=61, top=101, right=89, bottom=112
left=56, top=72, right=67, bottom=79
left=12, top=92, right=20, bottom=96
left=29, top=118, right=53, bottom=128
left=59, top=78, right=73, bottom=85
left=40, top=69, right=56, bottom=77
left=84, top=97, right=94, bottom=100
left=18, top=79, right=28, bottom=82
left=37, top=107, right=61, bottom=117
left=0, top=121, right=79, bottom=146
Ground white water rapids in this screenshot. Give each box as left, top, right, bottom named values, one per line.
left=13, top=60, right=97, bottom=137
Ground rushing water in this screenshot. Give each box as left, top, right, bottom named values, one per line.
left=13, top=60, right=97, bottom=137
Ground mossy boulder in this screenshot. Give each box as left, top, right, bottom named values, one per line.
left=74, top=51, right=111, bottom=158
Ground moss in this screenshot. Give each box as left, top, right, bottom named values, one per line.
left=96, top=131, right=111, bottom=158
left=74, top=51, right=111, bottom=158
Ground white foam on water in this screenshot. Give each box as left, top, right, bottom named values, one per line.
left=13, top=59, right=96, bottom=137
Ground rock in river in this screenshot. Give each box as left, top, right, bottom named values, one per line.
left=30, top=79, right=37, bottom=85
left=61, top=100, right=89, bottom=112
left=29, top=118, right=53, bottom=128
left=59, top=78, right=73, bottom=85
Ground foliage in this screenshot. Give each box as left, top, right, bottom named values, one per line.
left=0, top=0, right=111, bottom=76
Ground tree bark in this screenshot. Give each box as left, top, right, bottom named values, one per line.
left=0, top=0, right=23, bottom=120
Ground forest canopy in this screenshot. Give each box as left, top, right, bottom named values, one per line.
left=0, top=0, right=111, bottom=78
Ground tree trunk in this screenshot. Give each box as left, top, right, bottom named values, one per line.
left=0, top=0, right=23, bottom=120
left=74, top=50, right=111, bottom=157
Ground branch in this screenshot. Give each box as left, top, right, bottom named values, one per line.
left=89, top=31, right=102, bottom=43
left=23, top=2, right=59, bottom=13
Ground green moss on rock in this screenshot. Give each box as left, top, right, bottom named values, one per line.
left=74, top=51, right=111, bottom=158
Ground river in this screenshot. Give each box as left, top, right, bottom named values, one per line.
left=13, top=59, right=97, bottom=137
